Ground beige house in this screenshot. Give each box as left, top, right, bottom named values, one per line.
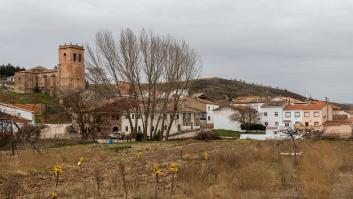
left=14, top=44, right=86, bottom=96
left=283, top=101, right=333, bottom=131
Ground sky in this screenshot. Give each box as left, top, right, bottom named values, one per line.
left=0, top=0, right=352, bottom=103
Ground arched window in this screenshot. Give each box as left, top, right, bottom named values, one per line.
left=78, top=54, right=82, bottom=62
left=63, top=53, right=66, bottom=61
left=73, top=53, right=77, bottom=61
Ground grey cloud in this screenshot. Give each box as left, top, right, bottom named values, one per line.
left=0, top=0, right=352, bottom=102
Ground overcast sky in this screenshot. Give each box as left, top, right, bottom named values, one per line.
left=1, top=0, right=352, bottom=103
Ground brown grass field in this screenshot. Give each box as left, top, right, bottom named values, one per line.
left=0, top=139, right=353, bottom=199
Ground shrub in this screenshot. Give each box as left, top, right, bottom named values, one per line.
left=152, top=130, right=161, bottom=141
left=136, top=131, right=143, bottom=141
left=241, top=123, right=266, bottom=131
left=194, top=131, right=220, bottom=141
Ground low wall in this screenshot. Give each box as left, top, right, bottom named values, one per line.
left=41, top=123, right=79, bottom=139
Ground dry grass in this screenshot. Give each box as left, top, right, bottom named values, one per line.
left=0, top=140, right=352, bottom=198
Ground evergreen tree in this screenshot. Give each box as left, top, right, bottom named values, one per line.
left=0, top=63, right=25, bottom=78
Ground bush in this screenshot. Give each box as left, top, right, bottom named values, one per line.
left=241, top=123, right=266, bottom=131
left=152, top=130, right=161, bottom=141
left=195, top=131, right=220, bottom=141
left=136, top=131, right=143, bottom=141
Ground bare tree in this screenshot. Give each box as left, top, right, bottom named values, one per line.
left=61, top=89, right=102, bottom=140
left=86, top=29, right=201, bottom=141
left=231, top=105, right=259, bottom=130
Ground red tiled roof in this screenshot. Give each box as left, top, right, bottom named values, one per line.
left=284, top=101, right=326, bottom=110
left=0, top=112, right=30, bottom=124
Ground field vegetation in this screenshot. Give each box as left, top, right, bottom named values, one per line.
left=0, top=139, right=353, bottom=198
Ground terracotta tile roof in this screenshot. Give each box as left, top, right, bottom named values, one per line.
left=232, top=96, right=265, bottom=104
left=0, top=112, right=30, bottom=124
left=261, top=100, right=288, bottom=108
left=284, top=101, right=327, bottom=111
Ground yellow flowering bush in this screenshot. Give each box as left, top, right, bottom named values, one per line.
left=78, top=156, right=84, bottom=167
left=169, top=163, right=178, bottom=174
left=203, top=152, right=208, bottom=160
left=51, top=191, right=58, bottom=199
left=153, top=165, right=162, bottom=177
left=53, top=165, right=63, bottom=177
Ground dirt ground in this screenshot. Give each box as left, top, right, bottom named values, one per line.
left=1, top=139, right=353, bottom=198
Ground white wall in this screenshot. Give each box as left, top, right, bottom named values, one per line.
left=121, top=112, right=201, bottom=136
left=0, top=103, right=35, bottom=125
left=260, top=106, right=285, bottom=128
left=206, top=104, right=219, bottom=125
left=214, top=107, right=242, bottom=131
left=41, top=124, right=75, bottom=139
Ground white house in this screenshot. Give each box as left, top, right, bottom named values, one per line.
left=0, top=103, right=35, bottom=125
left=260, top=101, right=288, bottom=129
left=213, top=106, right=243, bottom=131
left=120, top=105, right=206, bottom=137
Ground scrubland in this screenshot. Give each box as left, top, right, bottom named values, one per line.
left=1, top=139, right=353, bottom=198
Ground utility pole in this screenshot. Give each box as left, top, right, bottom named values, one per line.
left=325, top=97, right=329, bottom=122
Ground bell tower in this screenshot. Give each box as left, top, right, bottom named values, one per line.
left=58, top=43, right=85, bottom=92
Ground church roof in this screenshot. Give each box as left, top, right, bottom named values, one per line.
left=18, top=66, right=57, bottom=74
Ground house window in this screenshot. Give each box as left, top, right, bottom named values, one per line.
left=314, top=112, right=319, bottom=117
left=208, top=116, right=211, bottom=121
left=125, top=126, right=128, bottom=132
left=176, top=114, right=179, bottom=119
left=274, top=112, right=278, bottom=117
left=164, top=125, right=167, bottom=130
left=314, top=122, right=319, bottom=127
left=78, top=54, right=82, bottom=62
left=285, top=123, right=289, bottom=127
left=264, top=112, right=268, bottom=117
left=304, top=112, right=310, bottom=117
left=137, top=114, right=141, bottom=119
left=305, top=122, right=309, bottom=127
left=112, top=115, right=119, bottom=120
left=285, top=112, right=291, bottom=118
left=73, top=53, right=77, bottom=61
left=294, top=112, right=300, bottom=118
left=177, top=124, right=181, bottom=131
left=131, top=114, right=134, bottom=119
left=170, top=114, right=173, bottom=120
left=264, top=122, right=268, bottom=126
left=275, top=122, right=279, bottom=126
left=138, top=126, right=141, bottom=132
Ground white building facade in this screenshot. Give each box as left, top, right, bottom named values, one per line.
left=213, top=106, right=243, bottom=131
left=0, top=103, right=35, bottom=125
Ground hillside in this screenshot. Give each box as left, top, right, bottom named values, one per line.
left=189, top=77, right=306, bottom=101
left=0, top=90, right=55, bottom=104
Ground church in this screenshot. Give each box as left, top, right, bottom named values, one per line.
left=14, top=44, right=86, bottom=96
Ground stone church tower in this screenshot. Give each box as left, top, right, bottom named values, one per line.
left=14, top=44, right=86, bottom=96
left=58, top=44, right=85, bottom=91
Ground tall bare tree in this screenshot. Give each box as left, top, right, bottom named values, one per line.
left=86, top=28, right=201, bottom=141
left=61, top=89, right=102, bottom=140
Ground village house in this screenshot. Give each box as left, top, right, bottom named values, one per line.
left=213, top=105, right=245, bottom=131
left=14, top=44, right=86, bottom=96
left=0, top=103, right=35, bottom=125
left=232, top=96, right=265, bottom=113
left=121, top=104, right=206, bottom=137
left=260, top=100, right=288, bottom=129
left=283, top=101, right=333, bottom=131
